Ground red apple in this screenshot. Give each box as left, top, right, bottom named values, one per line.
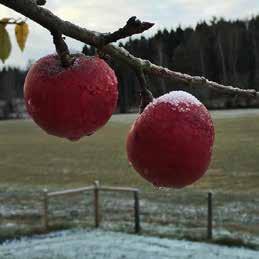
left=24, top=54, right=118, bottom=141
left=126, top=91, right=214, bottom=188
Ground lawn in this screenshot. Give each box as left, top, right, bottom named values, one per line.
left=0, top=112, right=259, bottom=247
left=0, top=113, right=259, bottom=193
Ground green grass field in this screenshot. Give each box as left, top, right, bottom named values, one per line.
left=0, top=114, right=259, bottom=193
left=0, top=113, right=259, bottom=247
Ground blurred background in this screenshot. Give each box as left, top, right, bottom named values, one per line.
left=0, top=1, right=259, bottom=257
left=2, top=1, right=259, bottom=119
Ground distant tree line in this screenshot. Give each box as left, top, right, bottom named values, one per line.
left=1, top=16, right=259, bottom=118
left=0, top=67, right=25, bottom=100
left=0, top=67, right=27, bottom=119
left=84, top=16, right=259, bottom=112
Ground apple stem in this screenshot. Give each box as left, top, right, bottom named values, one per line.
left=137, top=69, right=154, bottom=113
left=51, top=31, right=74, bottom=68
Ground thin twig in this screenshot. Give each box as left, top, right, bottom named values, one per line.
left=136, top=69, right=154, bottom=113
left=101, top=16, right=154, bottom=45
left=0, top=21, right=16, bottom=25
left=0, top=18, right=26, bottom=25
left=0, top=0, right=258, bottom=99
left=107, top=45, right=259, bottom=98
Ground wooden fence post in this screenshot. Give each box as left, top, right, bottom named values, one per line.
left=134, top=190, right=140, bottom=233
left=207, top=192, right=213, bottom=239
left=93, top=181, right=100, bottom=228
left=43, top=188, right=49, bottom=231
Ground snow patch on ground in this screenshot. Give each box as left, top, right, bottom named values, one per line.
left=0, top=229, right=258, bottom=259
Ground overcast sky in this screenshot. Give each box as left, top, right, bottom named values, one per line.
left=1, top=0, right=259, bottom=69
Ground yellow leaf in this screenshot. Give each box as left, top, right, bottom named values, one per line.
left=0, top=24, right=11, bottom=63
left=15, top=22, right=29, bottom=51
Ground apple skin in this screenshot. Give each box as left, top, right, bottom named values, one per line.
left=24, top=54, right=118, bottom=141
left=126, top=91, right=214, bottom=188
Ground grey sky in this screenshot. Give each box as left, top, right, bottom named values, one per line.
left=0, top=0, right=259, bottom=69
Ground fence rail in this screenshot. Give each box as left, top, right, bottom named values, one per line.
left=48, top=186, right=94, bottom=197
left=207, top=192, right=213, bottom=240
left=42, top=182, right=213, bottom=239
left=42, top=181, right=141, bottom=234
left=99, top=186, right=139, bottom=192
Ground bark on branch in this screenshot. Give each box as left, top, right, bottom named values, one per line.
left=136, top=69, right=154, bottom=113
left=35, top=0, right=46, bottom=6
left=101, top=16, right=154, bottom=45
left=51, top=31, right=74, bottom=67
left=0, top=0, right=258, bottom=99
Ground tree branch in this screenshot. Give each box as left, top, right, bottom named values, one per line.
left=137, top=70, right=154, bottom=113
left=51, top=31, right=74, bottom=67
left=0, top=0, right=258, bottom=99
left=101, top=16, right=154, bottom=45
left=0, top=18, right=26, bottom=25
left=34, top=0, right=46, bottom=6
left=37, top=0, right=46, bottom=5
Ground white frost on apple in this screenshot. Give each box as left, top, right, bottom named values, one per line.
left=146, top=91, right=202, bottom=113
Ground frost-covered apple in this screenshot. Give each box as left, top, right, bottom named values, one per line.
left=126, top=91, right=214, bottom=188
left=24, top=54, right=118, bottom=141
